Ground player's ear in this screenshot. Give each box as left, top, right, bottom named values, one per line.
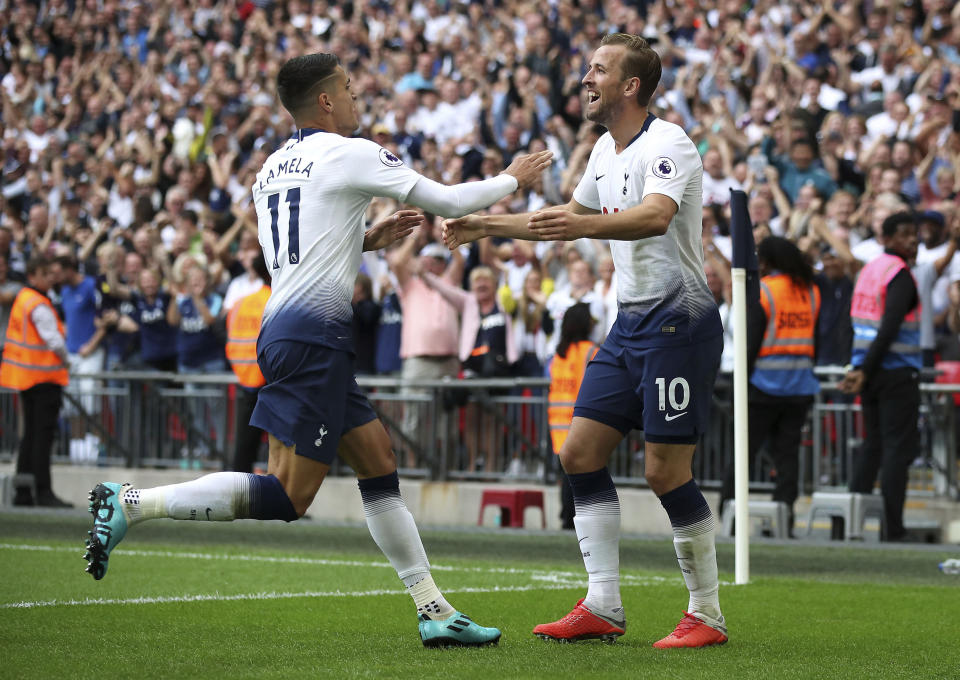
left=317, top=91, right=334, bottom=113
left=624, top=76, right=641, bottom=99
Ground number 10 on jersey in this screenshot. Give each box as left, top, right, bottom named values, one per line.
left=267, top=188, right=300, bottom=268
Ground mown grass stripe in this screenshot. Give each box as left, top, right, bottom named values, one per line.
left=0, top=542, right=684, bottom=584
left=3, top=583, right=593, bottom=610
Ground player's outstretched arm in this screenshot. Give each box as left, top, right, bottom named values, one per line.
left=362, top=209, right=424, bottom=252
left=443, top=199, right=599, bottom=249
left=527, top=193, right=676, bottom=242
left=405, top=150, right=553, bottom=219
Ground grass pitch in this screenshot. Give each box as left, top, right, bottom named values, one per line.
left=1, top=510, right=958, bottom=680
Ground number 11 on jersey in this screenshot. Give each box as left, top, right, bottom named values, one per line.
left=267, top=187, right=301, bottom=268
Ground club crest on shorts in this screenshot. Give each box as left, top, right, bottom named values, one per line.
left=652, top=156, right=677, bottom=179
left=379, top=148, right=403, bottom=167
left=315, top=424, right=328, bottom=447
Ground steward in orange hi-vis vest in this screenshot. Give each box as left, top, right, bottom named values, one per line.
left=0, top=287, right=69, bottom=390
left=226, top=286, right=271, bottom=388
left=548, top=339, right=599, bottom=453
left=751, top=273, right=821, bottom=396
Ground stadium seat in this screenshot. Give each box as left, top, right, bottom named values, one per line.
left=719, top=499, right=791, bottom=538
left=478, top=488, right=545, bottom=528
left=804, top=491, right=885, bottom=540
left=934, top=361, right=960, bottom=406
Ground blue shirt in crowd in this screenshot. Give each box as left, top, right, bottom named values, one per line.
left=176, top=293, right=225, bottom=369
left=134, top=291, right=178, bottom=363
left=60, top=275, right=100, bottom=354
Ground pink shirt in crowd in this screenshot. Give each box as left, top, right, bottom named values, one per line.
left=396, top=276, right=460, bottom=359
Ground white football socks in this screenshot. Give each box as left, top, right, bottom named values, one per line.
left=362, top=494, right=454, bottom=620
left=121, top=472, right=251, bottom=524
left=673, top=518, right=722, bottom=621
left=574, top=511, right=622, bottom=615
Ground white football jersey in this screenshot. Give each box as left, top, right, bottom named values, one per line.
left=572, top=114, right=720, bottom=345
left=251, top=129, right=421, bottom=351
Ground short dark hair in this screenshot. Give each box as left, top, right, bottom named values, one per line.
left=882, top=211, right=917, bottom=238
left=26, top=255, right=52, bottom=277
left=55, top=254, right=78, bottom=272
left=276, top=53, right=341, bottom=116
left=599, top=33, right=662, bottom=107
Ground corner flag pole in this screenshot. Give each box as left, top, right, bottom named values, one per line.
left=729, top=189, right=758, bottom=585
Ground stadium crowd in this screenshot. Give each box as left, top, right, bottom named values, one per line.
left=2, top=0, right=960, bottom=467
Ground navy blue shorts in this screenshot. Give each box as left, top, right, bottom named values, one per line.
left=573, top=333, right=722, bottom=445
left=250, top=340, right=378, bottom=464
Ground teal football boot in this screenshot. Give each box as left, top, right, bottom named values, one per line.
left=419, top=611, right=502, bottom=648
left=84, top=482, right=130, bottom=580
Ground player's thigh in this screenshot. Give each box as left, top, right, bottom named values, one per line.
left=559, top=416, right=625, bottom=474
left=636, top=334, right=721, bottom=446
left=252, top=340, right=353, bottom=465
left=337, top=378, right=395, bottom=479
left=572, top=343, right=643, bottom=436
left=267, top=434, right=330, bottom=516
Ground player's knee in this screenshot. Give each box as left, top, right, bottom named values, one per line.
left=644, top=464, right=689, bottom=496
left=285, top=490, right=316, bottom=518
left=350, top=447, right=397, bottom=478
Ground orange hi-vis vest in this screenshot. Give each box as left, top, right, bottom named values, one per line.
left=751, top=274, right=820, bottom=396
left=226, top=286, right=270, bottom=389
left=0, top=287, right=69, bottom=391
left=548, top=340, right=599, bottom=453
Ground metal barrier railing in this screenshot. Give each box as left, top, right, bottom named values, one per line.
left=0, top=369, right=956, bottom=499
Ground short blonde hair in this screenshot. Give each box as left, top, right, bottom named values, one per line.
left=469, top=266, right=496, bottom=286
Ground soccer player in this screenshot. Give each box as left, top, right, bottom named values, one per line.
left=84, top=53, right=551, bottom=648
left=443, top=34, right=727, bottom=648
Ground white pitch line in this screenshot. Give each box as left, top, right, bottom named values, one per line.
left=3, top=584, right=591, bottom=610
left=0, top=543, right=665, bottom=583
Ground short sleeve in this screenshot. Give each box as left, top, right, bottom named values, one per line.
left=343, top=138, right=422, bottom=203
left=640, top=128, right=702, bottom=209
left=572, top=145, right=601, bottom=211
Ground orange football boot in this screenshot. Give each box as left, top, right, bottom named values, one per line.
left=533, top=599, right=625, bottom=643
left=653, top=611, right=728, bottom=649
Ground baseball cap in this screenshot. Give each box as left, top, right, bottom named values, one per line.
left=918, top=210, right=945, bottom=227
left=371, top=124, right=391, bottom=136
left=419, top=243, right=450, bottom=260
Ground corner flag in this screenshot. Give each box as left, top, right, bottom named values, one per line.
left=729, top=188, right=758, bottom=585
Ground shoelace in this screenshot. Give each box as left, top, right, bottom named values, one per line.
left=557, top=603, right=590, bottom=626
left=671, top=612, right=701, bottom=637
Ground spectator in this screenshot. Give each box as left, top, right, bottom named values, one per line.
left=126, top=267, right=178, bottom=373
left=0, top=256, right=70, bottom=506
left=842, top=212, right=922, bottom=542
left=167, top=264, right=225, bottom=459
left=545, top=258, right=605, bottom=355
left=0, top=256, right=24, bottom=348
left=374, top=274, right=403, bottom=376
left=352, top=272, right=380, bottom=376
left=389, top=238, right=462, bottom=463
left=57, top=253, right=104, bottom=464
left=225, top=254, right=271, bottom=473
left=720, top=237, right=821, bottom=535
left=546, top=302, right=598, bottom=530
left=420, top=264, right=518, bottom=472
left=764, top=137, right=838, bottom=203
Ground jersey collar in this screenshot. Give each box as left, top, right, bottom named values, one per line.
left=291, top=128, right=328, bottom=141
left=622, top=113, right=657, bottom=150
